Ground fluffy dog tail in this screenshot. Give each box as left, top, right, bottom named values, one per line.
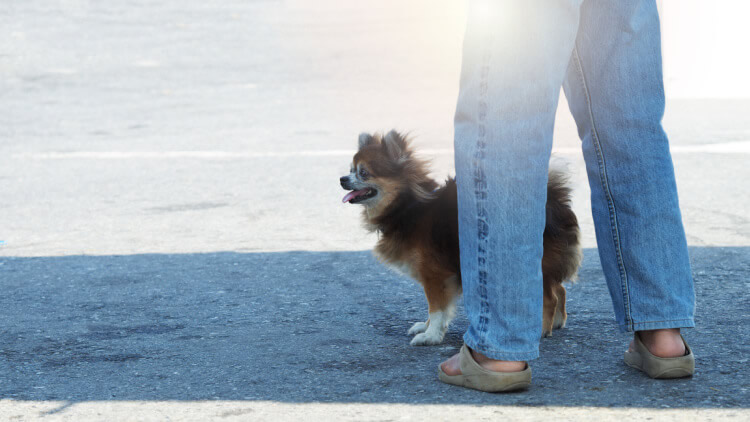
left=544, top=163, right=583, bottom=283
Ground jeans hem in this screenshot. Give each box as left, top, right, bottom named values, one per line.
left=463, top=333, right=540, bottom=361
left=618, top=318, right=695, bottom=333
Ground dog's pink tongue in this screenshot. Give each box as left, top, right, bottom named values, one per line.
left=342, top=189, right=367, bottom=203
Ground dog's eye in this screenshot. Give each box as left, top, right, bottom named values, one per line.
left=359, top=168, right=368, bottom=178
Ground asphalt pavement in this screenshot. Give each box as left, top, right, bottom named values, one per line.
left=1, top=1, right=748, bottom=420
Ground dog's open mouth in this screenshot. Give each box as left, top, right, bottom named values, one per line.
left=342, top=188, right=377, bottom=204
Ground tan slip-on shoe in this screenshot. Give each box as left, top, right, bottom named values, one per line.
left=624, top=332, right=695, bottom=379
left=438, top=344, right=531, bottom=392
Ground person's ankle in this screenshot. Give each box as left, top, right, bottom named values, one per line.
left=637, top=328, right=686, bottom=358
left=469, top=348, right=526, bottom=372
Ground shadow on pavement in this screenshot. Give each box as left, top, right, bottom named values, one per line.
left=0, top=247, right=747, bottom=407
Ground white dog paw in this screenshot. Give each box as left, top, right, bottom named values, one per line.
left=410, top=331, right=444, bottom=346
left=553, top=313, right=567, bottom=330
left=407, top=321, right=429, bottom=335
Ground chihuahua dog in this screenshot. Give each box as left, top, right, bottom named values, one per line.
left=341, top=130, right=582, bottom=345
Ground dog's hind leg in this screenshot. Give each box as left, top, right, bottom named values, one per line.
left=553, top=283, right=567, bottom=330
left=542, top=279, right=558, bottom=337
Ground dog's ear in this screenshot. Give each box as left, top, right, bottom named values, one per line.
left=358, top=133, right=376, bottom=150
left=382, top=130, right=409, bottom=160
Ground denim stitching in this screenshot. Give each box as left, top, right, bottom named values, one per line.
left=623, top=319, right=695, bottom=333
left=464, top=337, right=539, bottom=361
left=473, top=39, right=492, bottom=346
left=571, top=46, right=633, bottom=330
left=630, top=318, right=695, bottom=324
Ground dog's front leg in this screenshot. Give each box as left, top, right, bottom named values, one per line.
left=407, top=320, right=429, bottom=335
left=410, top=275, right=459, bottom=346
left=410, top=308, right=454, bottom=346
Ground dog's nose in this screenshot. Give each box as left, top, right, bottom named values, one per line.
left=340, top=176, right=350, bottom=189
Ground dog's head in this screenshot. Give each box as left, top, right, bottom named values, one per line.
left=340, top=130, right=434, bottom=218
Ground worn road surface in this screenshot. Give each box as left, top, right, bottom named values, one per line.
left=1, top=1, right=748, bottom=420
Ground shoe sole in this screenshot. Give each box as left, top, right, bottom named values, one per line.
left=438, top=368, right=531, bottom=392
left=624, top=334, right=695, bottom=379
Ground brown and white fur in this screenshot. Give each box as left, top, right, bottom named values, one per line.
left=340, top=130, right=582, bottom=345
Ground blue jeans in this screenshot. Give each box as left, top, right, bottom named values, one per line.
left=454, top=0, right=695, bottom=361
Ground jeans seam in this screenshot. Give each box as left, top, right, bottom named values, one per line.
left=473, top=37, right=492, bottom=347
left=571, top=45, right=633, bottom=330
left=630, top=318, right=694, bottom=324
left=621, top=318, right=696, bottom=333
left=464, top=336, right=539, bottom=361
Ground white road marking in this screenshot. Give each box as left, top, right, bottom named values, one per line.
left=11, top=150, right=358, bottom=159
left=670, top=141, right=750, bottom=153
left=132, top=60, right=160, bottom=67
left=10, top=141, right=750, bottom=160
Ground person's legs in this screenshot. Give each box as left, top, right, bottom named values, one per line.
left=448, top=0, right=583, bottom=372
left=561, top=0, right=695, bottom=348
